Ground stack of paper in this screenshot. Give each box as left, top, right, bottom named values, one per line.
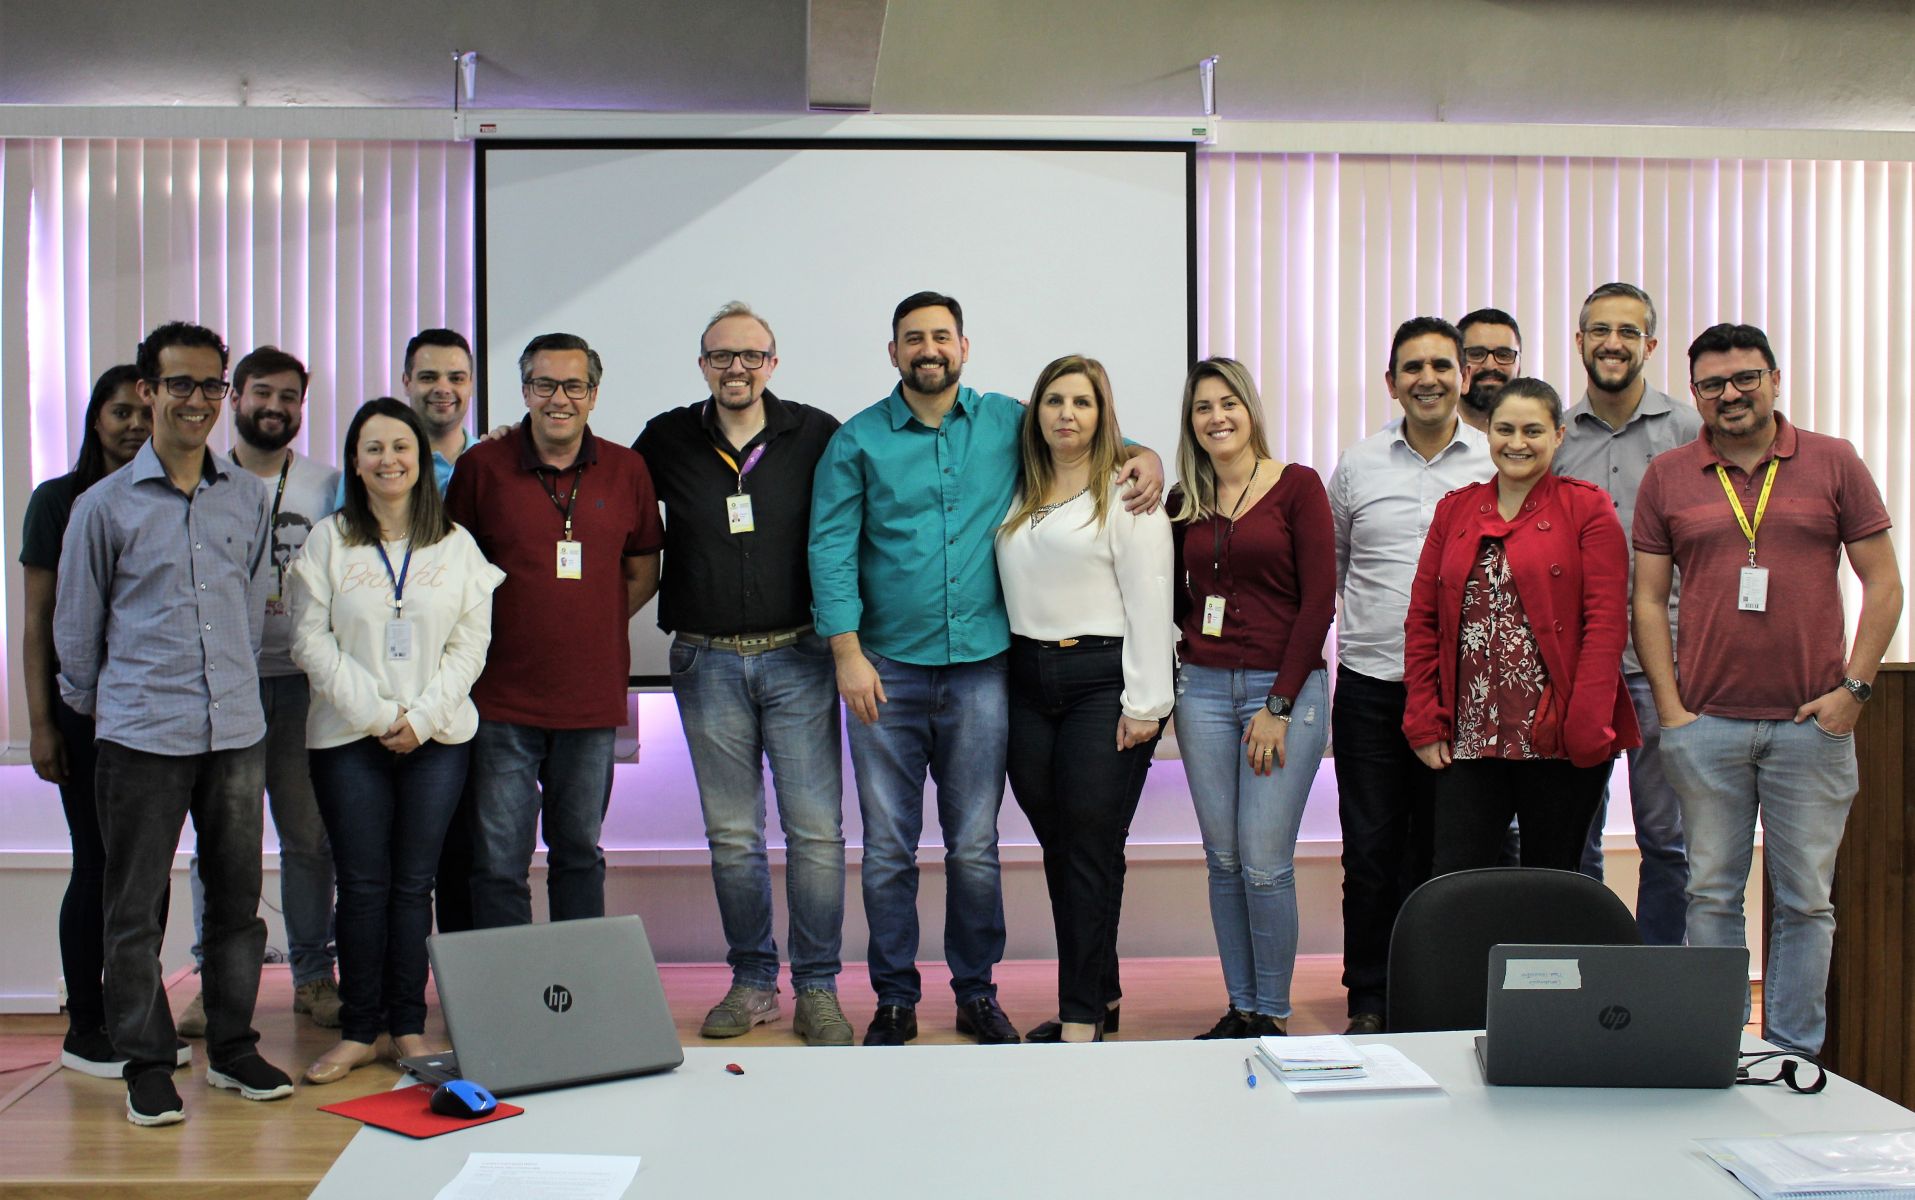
left=1697, top=1129, right=1915, bottom=1198
left=1252, top=1035, right=1443, bottom=1097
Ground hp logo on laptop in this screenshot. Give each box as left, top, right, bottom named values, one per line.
left=544, top=984, right=574, bottom=1014
left=1598, top=1004, right=1632, bottom=1031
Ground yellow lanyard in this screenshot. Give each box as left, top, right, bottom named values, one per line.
left=1715, top=459, right=1779, bottom=564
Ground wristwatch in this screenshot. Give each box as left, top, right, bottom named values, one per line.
left=1265, top=695, right=1293, bottom=722
left=1842, top=677, right=1873, bottom=704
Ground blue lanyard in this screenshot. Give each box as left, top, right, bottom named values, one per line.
left=375, top=540, right=413, bottom=613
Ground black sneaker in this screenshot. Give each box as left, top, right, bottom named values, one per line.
left=126, top=1069, right=185, bottom=1126
left=954, top=996, right=1020, bottom=1045
left=1195, top=1008, right=1256, bottom=1039
left=207, top=1054, right=294, bottom=1101
left=862, top=1004, right=918, bottom=1046
left=1344, top=1012, right=1385, bottom=1036
left=61, top=1028, right=193, bottom=1078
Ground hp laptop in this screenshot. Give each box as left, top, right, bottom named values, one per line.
left=1475, top=944, right=1748, bottom=1088
left=402, top=914, right=684, bottom=1096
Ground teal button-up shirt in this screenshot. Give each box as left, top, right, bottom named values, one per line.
left=809, top=385, right=1020, bottom=666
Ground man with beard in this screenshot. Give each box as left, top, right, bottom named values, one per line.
left=632, top=303, right=852, bottom=1046
left=1553, top=283, right=1699, bottom=945
left=330, top=330, right=473, bottom=508
left=1456, top=309, right=1522, bottom=432
left=809, top=291, right=1162, bottom=1045
left=172, top=348, right=344, bottom=1039
left=1635, top=322, right=1901, bottom=1054
left=1327, top=316, right=1488, bottom=1034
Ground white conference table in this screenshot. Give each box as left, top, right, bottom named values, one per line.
left=311, top=1032, right=1915, bottom=1199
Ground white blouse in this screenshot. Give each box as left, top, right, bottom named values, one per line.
left=994, top=479, right=1176, bottom=720
left=288, top=515, right=505, bottom=750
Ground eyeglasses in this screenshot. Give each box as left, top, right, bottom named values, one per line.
left=703, top=349, right=770, bottom=370
left=524, top=377, right=592, bottom=400
left=1463, top=347, right=1519, bottom=366
left=154, top=375, right=231, bottom=400
left=1691, top=369, right=1770, bottom=400
left=1582, top=324, right=1647, bottom=344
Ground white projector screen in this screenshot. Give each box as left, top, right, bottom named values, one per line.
left=479, top=140, right=1196, bottom=683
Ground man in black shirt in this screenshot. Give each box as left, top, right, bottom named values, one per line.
left=633, top=302, right=850, bottom=1046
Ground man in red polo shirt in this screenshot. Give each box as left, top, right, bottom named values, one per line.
left=1632, top=322, right=1902, bottom=1055
left=445, top=333, right=664, bottom=927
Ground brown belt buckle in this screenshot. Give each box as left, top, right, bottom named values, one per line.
left=1058, top=638, right=1079, bottom=648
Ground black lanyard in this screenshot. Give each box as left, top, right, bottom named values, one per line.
left=539, top=466, right=585, bottom=540
left=234, top=451, right=292, bottom=597
left=374, top=540, right=413, bottom=613
left=1209, top=459, right=1261, bottom=591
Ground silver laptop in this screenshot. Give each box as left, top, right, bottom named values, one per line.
left=404, top=915, right=684, bottom=1096
left=1475, top=944, right=1748, bottom=1088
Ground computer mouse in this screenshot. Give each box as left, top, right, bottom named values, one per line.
left=429, top=1080, right=498, bottom=1118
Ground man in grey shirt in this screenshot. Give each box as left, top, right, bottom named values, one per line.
left=1553, top=282, right=1701, bottom=946
left=55, top=321, right=294, bottom=1127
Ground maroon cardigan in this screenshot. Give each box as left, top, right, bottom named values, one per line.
left=1402, top=473, right=1640, bottom=769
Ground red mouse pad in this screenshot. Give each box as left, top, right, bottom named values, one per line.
left=320, top=1082, right=524, bottom=1139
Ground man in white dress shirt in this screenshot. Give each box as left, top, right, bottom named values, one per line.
left=1327, top=316, right=1491, bottom=1034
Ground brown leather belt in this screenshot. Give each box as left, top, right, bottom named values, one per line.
left=677, top=625, right=814, bottom=656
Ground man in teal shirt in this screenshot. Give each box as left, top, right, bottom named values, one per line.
left=809, top=292, right=1160, bottom=1045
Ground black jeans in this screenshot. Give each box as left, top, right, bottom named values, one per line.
left=311, top=737, right=471, bottom=1043
left=96, top=738, right=267, bottom=1075
left=1331, top=666, right=1437, bottom=1018
left=1432, top=757, right=1610, bottom=876
left=1005, top=637, right=1159, bottom=1025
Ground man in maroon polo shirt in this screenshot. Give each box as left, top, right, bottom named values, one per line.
left=1632, top=321, right=1902, bottom=1055
left=445, top=332, right=664, bottom=927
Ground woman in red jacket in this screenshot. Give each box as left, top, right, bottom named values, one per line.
left=1403, top=377, right=1639, bottom=874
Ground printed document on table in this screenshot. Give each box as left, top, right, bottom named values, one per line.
left=433, top=1153, right=643, bottom=1199
left=1279, top=1044, right=1444, bottom=1097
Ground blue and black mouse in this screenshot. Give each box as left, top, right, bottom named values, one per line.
left=429, top=1079, right=499, bottom=1118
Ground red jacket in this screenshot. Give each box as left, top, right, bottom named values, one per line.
left=1402, top=473, right=1640, bottom=769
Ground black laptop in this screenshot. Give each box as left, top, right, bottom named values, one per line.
left=1475, top=944, right=1748, bottom=1088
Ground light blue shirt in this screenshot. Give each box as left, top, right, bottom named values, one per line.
left=809, top=385, right=1021, bottom=666
left=55, top=442, right=273, bottom=753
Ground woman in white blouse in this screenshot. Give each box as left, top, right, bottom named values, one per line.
left=291, top=398, right=504, bottom=1084
left=995, top=355, right=1174, bottom=1043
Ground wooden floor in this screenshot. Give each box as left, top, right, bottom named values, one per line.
left=0, top=956, right=1760, bottom=1198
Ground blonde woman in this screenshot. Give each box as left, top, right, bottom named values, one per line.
left=1171, top=357, right=1335, bottom=1038
left=996, top=355, right=1173, bottom=1043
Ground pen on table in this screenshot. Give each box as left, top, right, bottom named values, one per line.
left=1243, top=1057, right=1257, bottom=1089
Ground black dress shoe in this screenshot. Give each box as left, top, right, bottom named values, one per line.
left=863, top=1005, right=918, bottom=1046
left=955, top=997, right=1021, bottom=1045
left=1344, top=1012, right=1385, bottom=1035
left=1025, top=1019, right=1064, bottom=1044
left=1195, top=1008, right=1256, bottom=1040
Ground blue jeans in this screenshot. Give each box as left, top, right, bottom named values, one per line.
left=845, top=651, right=1009, bottom=1007
left=1658, top=713, right=1857, bottom=1055
left=670, top=633, right=845, bottom=992
left=468, top=721, right=617, bottom=928
left=1578, top=673, right=1689, bottom=945
left=310, top=737, right=469, bottom=1043
left=1175, top=666, right=1330, bottom=1019
left=188, top=674, right=337, bottom=985
left=96, top=738, right=268, bottom=1075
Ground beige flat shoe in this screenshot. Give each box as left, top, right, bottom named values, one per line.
left=390, top=1033, right=444, bottom=1060
left=303, top=1039, right=380, bottom=1085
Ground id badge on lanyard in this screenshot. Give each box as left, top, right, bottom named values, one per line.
left=1718, top=460, right=1778, bottom=614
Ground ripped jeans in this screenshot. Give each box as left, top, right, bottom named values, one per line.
left=1174, top=665, right=1330, bottom=1018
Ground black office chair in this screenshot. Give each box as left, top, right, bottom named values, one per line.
left=1385, top=867, right=1643, bottom=1033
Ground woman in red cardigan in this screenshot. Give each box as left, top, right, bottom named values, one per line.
left=1403, top=377, right=1639, bottom=874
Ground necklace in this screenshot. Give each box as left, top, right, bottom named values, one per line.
left=1031, top=486, right=1089, bottom=528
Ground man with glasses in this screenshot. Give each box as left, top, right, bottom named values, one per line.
left=633, top=303, right=851, bottom=1046
left=446, top=333, right=665, bottom=928
left=1328, top=316, right=1488, bottom=1034
left=1634, top=322, right=1902, bottom=1054
left=1456, top=308, right=1523, bottom=432
left=56, top=321, right=293, bottom=1125
left=1552, top=283, right=1699, bottom=945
